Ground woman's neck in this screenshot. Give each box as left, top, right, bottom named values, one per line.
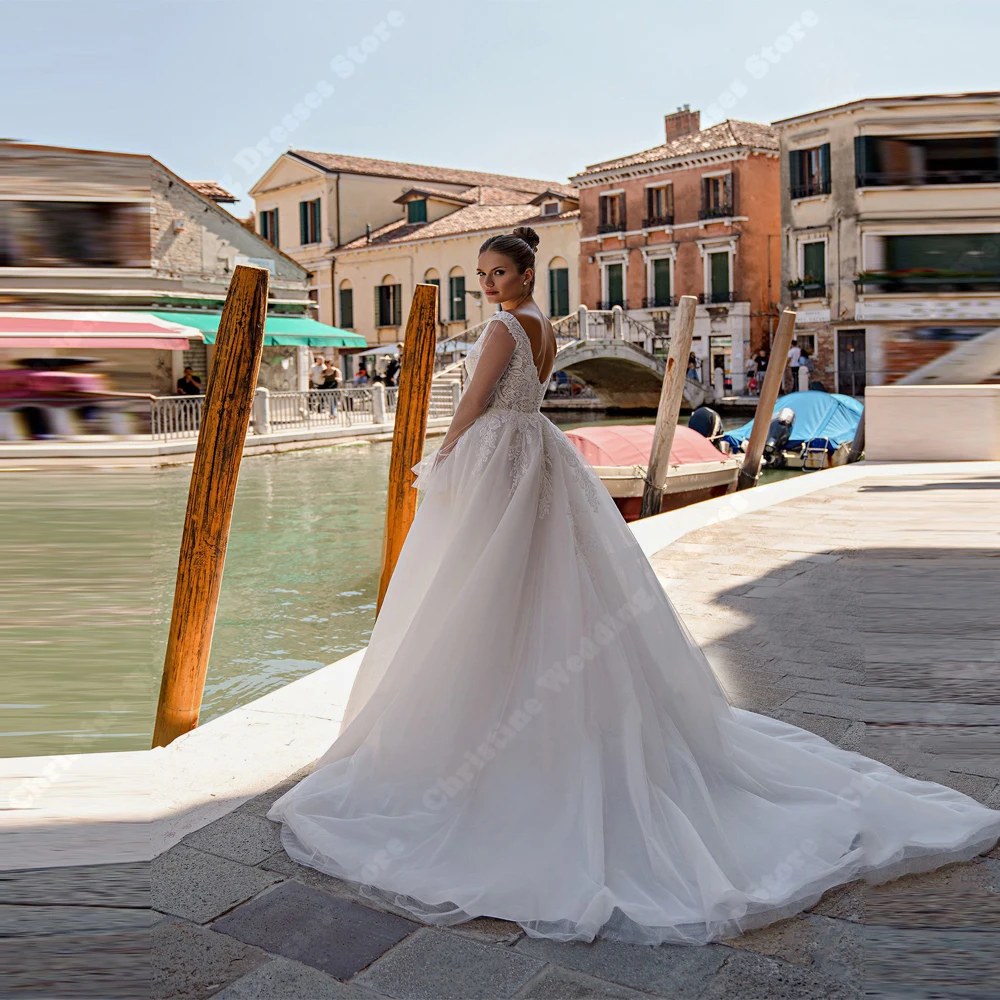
left=500, top=291, right=533, bottom=312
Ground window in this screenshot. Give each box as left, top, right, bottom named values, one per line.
left=307, top=271, right=318, bottom=304
left=406, top=199, right=427, bottom=223
left=259, top=208, right=279, bottom=247
left=449, top=272, right=466, bottom=322
left=699, top=174, right=733, bottom=220
left=707, top=251, right=731, bottom=302
left=790, top=144, right=831, bottom=199
left=644, top=186, right=674, bottom=226
left=800, top=241, right=826, bottom=297
left=606, top=263, right=624, bottom=307
left=855, top=135, right=1000, bottom=187
left=548, top=257, right=569, bottom=317
left=542, top=201, right=560, bottom=216
left=646, top=258, right=672, bottom=307
left=376, top=281, right=402, bottom=326
left=0, top=200, right=150, bottom=267
left=339, top=283, right=354, bottom=328
left=299, top=198, right=321, bottom=244
left=856, top=232, right=1000, bottom=293
left=598, top=192, right=626, bottom=233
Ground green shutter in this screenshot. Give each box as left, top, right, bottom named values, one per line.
left=340, top=288, right=353, bottom=328
left=607, top=264, right=623, bottom=307
left=450, top=276, right=466, bottom=321
left=393, top=285, right=402, bottom=326
left=652, top=259, right=671, bottom=304
left=709, top=252, right=729, bottom=297
left=802, top=242, right=826, bottom=284
left=407, top=199, right=427, bottom=223
left=300, top=202, right=308, bottom=244
left=549, top=268, right=569, bottom=316
left=819, top=144, right=831, bottom=192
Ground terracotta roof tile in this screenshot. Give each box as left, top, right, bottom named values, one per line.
left=289, top=149, right=577, bottom=198
left=187, top=180, right=238, bottom=203
left=338, top=204, right=579, bottom=251
left=573, top=120, right=778, bottom=178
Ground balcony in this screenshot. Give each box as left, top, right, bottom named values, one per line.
left=788, top=281, right=829, bottom=300
left=856, top=168, right=1000, bottom=188
left=642, top=295, right=674, bottom=308
left=596, top=221, right=627, bottom=234
left=642, top=215, right=674, bottom=228
left=594, top=300, right=627, bottom=311
left=790, top=178, right=832, bottom=199
left=699, top=291, right=734, bottom=304
left=854, top=270, right=1000, bottom=294
left=698, top=204, right=734, bottom=221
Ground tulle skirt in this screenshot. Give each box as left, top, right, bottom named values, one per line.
left=268, top=410, right=1000, bottom=945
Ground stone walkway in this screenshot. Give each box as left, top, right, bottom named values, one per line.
left=7, top=468, right=1000, bottom=998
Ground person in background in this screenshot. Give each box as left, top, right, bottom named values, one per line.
left=310, top=356, right=326, bottom=389
left=385, top=353, right=401, bottom=386
left=176, top=367, right=202, bottom=395
left=353, top=365, right=369, bottom=387
left=321, top=361, right=342, bottom=415
left=786, top=339, right=802, bottom=392
left=800, top=348, right=816, bottom=390
left=686, top=354, right=700, bottom=382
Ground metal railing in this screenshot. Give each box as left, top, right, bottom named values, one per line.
left=596, top=220, right=627, bottom=234
left=642, top=295, right=675, bottom=308
left=699, top=291, right=735, bottom=304
left=789, top=283, right=830, bottom=300
left=698, top=204, right=734, bottom=220
left=152, top=395, right=205, bottom=439
left=790, top=178, right=832, bottom=199
left=267, top=388, right=374, bottom=432
left=642, top=215, right=674, bottom=228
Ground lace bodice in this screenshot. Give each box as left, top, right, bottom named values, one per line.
left=464, top=311, right=548, bottom=413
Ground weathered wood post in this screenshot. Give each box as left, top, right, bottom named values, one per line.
left=640, top=294, right=697, bottom=519
left=736, top=308, right=797, bottom=491
left=152, top=265, right=268, bottom=747
left=376, top=283, right=438, bottom=616
left=847, top=409, right=865, bottom=464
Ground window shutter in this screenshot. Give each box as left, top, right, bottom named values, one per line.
left=393, top=284, right=402, bottom=326
left=549, top=269, right=557, bottom=316
left=300, top=202, right=308, bottom=244
left=819, top=144, right=831, bottom=192
left=272, top=208, right=278, bottom=247
left=723, top=173, right=733, bottom=210
left=854, top=136, right=870, bottom=187
left=789, top=150, right=802, bottom=194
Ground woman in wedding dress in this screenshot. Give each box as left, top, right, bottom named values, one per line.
left=268, top=226, right=1000, bottom=946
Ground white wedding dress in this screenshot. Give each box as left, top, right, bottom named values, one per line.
left=268, top=310, right=1000, bottom=945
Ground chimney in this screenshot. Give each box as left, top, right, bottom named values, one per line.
left=664, top=105, right=700, bottom=143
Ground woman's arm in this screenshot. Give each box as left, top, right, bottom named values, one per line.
left=433, top=319, right=516, bottom=468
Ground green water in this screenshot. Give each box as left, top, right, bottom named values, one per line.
left=0, top=414, right=800, bottom=758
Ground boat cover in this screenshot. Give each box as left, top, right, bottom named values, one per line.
left=721, top=391, right=863, bottom=453
left=565, top=424, right=731, bottom=467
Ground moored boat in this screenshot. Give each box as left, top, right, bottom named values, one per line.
left=565, top=424, right=740, bottom=521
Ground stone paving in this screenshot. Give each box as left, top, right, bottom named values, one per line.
left=7, top=468, right=1000, bottom=998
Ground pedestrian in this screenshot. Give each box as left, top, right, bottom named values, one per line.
left=686, top=355, right=700, bottom=382
left=310, top=355, right=326, bottom=388
left=385, top=354, right=401, bottom=386
left=353, top=365, right=369, bottom=387
left=176, top=367, right=202, bottom=395
left=800, top=348, right=816, bottom=391
left=786, top=339, right=801, bottom=393
left=321, top=362, right=342, bottom=415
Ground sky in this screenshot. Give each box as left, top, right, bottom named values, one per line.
left=3, top=0, right=998, bottom=213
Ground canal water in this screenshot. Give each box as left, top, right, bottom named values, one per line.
left=0, top=415, right=794, bottom=757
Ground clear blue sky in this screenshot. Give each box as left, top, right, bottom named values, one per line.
left=3, top=0, right=997, bottom=213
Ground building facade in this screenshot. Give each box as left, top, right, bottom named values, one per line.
left=774, top=92, right=1000, bottom=395
left=249, top=151, right=579, bottom=356
left=0, top=143, right=318, bottom=394
left=570, top=109, right=781, bottom=394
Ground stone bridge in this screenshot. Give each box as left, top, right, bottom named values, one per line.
left=553, top=338, right=708, bottom=410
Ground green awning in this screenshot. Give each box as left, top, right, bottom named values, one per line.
left=150, top=312, right=367, bottom=348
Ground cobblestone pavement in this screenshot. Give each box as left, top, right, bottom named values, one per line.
left=8, top=469, right=1000, bottom=998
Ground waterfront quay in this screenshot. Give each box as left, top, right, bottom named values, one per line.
left=3, top=461, right=999, bottom=998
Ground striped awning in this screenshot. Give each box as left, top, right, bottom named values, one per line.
left=0, top=311, right=202, bottom=350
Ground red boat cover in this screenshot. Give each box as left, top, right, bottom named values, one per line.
left=565, top=424, right=728, bottom=467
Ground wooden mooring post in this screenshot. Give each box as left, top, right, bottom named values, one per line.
left=640, top=294, right=698, bottom=519
left=152, top=265, right=268, bottom=748
left=376, top=283, right=439, bottom=617
left=736, top=308, right=797, bottom=491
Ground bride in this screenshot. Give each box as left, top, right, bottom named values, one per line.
left=268, top=226, right=1000, bottom=945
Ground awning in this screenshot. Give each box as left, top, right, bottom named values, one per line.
left=0, top=311, right=201, bottom=351
left=150, top=312, right=367, bottom=348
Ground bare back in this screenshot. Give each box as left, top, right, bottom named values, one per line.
left=508, top=303, right=556, bottom=384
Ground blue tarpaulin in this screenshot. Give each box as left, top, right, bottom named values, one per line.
left=722, top=391, right=864, bottom=453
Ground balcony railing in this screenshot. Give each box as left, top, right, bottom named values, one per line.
left=642, top=215, right=674, bottom=228
left=789, top=282, right=829, bottom=300
left=856, top=169, right=1000, bottom=188
left=790, top=178, right=832, bottom=199
left=642, top=295, right=674, bottom=308
left=698, top=204, right=734, bottom=221
left=854, top=271, right=1000, bottom=294
left=596, top=221, right=627, bottom=234
left=699, top=291, right=735, bottom=304
left=594, top=300, right=627, bottom=311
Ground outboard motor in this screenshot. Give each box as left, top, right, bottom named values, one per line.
left=762, top=407, right=795, bottom=467
left=688, top=406, right=723, bottom=443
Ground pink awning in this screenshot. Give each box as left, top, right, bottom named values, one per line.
left=0, top=311, right=201, bottom=351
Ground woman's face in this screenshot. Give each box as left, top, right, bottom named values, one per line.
left=477, top=250, right=531, bottom=305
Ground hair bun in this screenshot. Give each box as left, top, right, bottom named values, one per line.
left=511, top=226, right=539, bottom=253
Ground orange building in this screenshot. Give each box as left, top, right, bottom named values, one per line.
left=570, top=108, right=781, bottom=393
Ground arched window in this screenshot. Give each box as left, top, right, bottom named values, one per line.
left=448, top=266, right=466, bottom=322
left=423, top=269, right=442, bottom=317
left=548, top=256, right=570, bottom=317
left=376, top=274, right=402, bottom=327
left=338, top=279, right=354, bottom=329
